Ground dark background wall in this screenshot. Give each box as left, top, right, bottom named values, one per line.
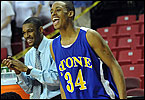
left=91, top=0, right=144, bottom=30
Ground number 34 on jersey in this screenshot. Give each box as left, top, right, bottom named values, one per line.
left=63, top=69, right=87, bottom=93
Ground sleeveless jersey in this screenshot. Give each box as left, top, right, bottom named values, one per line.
left=52, top=27, right=119, bottom=99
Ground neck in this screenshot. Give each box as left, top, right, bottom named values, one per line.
left=59, top=22, right=80, bottom=45
left=59, top=23, right=77, bottom=39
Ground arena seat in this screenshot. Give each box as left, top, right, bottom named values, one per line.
left=138, top=14, right=144, bottom=23
left=118, top=49, right=143, bottom=65
left=116, top=15, right=137, bottom=25
left=121, top=64, right=144, bottom=78
left=136, top=36, right=144, bottom=63
left=130, top=36, right=144, bottom=49
left=135, top=24, right=144, bottom=36
left=111, top=15, right=136, bottom=33
left=127, top=88, right=144, bottom=96
left=141, top=36, right=144, bottom=45
left=133, top=14, right=144, bottom=24
left=132, top=15, right=144, bottom=44
left=136, top=45, right=144, bottom=59
left=118, top=37, right=133, bottom=48
left=140, top=24, right=144, bottom=33
left=117, top=49, right=133, bottom=65
left=1, top=48, right=7, bottom=61
left=118, top=37, right=140, bottom=50
left=125, top=77, right=141, bottom=91
left=97, top=28, right=107, bottom=38
left=112, top=33, right=143, bottom=51
left=103, top=37, right=119, bottom=60
left=134, top=24, right=144, bottom=55
left=118, top=24, right=139, bottom=35
left=140, top=75, right=144, bottom=89
left=112, top=25, right=140, bottom=49
left=97, top=26, right=117, bottom=39
left=106, top=38, right=117, bottom=49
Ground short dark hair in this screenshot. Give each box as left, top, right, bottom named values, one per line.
left=62, top=1, right=75, bottom=12
left=54, top=1, right=75, bottom=19
left=1, top=92, right=22, bottom=99
left=23, top=17, right=42, bottom=30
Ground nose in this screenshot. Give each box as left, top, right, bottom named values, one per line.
left=51, top=10, right=57, bottom=18
left=24, top=32, right=29, bottom=39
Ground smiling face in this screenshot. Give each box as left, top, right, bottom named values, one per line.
left=50, top=1, right=74, bottom=29
left=22, top=23, right=42, bottom=48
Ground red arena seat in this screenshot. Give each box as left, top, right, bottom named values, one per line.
left=127, top=88, right=144, bottom=96
left=121, top=64, right=144, bottom=78
left=125, top=77, right=141, bottom=91
left=1, top=48, right=7, bottom=60
left=116, top=15, right=137, bottom=25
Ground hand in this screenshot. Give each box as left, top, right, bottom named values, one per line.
left=2, top=58, right=21, bottom=75
left=13, top=68, right=21, bottom=75
left=2, top=56, right=28, bottom=72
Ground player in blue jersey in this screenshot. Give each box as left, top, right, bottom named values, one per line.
left=50, top=1, right=127, bottom=99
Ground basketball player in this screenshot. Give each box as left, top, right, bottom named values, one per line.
left=50, top=1, right=127, bottom=99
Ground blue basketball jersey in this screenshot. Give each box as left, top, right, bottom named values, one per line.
left=52, top=27, right=119, bottom=99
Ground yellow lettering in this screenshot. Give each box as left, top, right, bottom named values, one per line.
left=59, top=57, right=92, bottom=73
left=66, top=57, right=73, bottom=68
left=59, top=60, right=66, bottom=71
left=72, top=57, right=83, bottom=67
left=83, top=57, right=92, bottom=68
left=75, top=69, right=87, bottom=90
left=64, top=72, right=74, bottom=93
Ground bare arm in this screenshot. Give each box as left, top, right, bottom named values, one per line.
left=33, top=4, right=42, bottom=17
left=60, top=82, right=66, bottom=99
left=1, top=16, right=12, bottom=30
left=86, top=29, right=127, bottom=99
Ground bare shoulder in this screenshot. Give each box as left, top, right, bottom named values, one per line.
left=86, top=28, right=105, bottom=49
left=87, top=28, right=100, bottom=36
left=86, top=28, right=117, bottom=68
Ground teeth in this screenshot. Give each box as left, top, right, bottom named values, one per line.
left=27, top=39, right=32, bottom=42
left=53, top=18, right=59, bottom=21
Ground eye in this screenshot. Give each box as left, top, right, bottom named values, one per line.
left=56, top=8, right=61, bottom=12
left=27, top=29, right=34, bottom=33
left=50, top=10, right=53, bottom=14
left=22, top=31, right=25, bottom=35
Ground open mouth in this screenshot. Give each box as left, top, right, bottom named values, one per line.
left=53, top=18, right=60, bottom=26
left=27, top=38, right=33, bottom=44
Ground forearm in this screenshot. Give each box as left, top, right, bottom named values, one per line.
left=17, top=72, right=33, bottom=94
left=33, top=4, right=42, bottom=17
left=110, top=61, right=127, bottom=99
left=60, top=82, right=66, bottom=99
left=1, top=16, right=11, bottom=30
left=30, top=67, right=60, bottom=86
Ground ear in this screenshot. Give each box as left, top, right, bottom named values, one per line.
left=39, top=26, right=43, bottom=34
left=68, top=11, right=74, bottom=18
